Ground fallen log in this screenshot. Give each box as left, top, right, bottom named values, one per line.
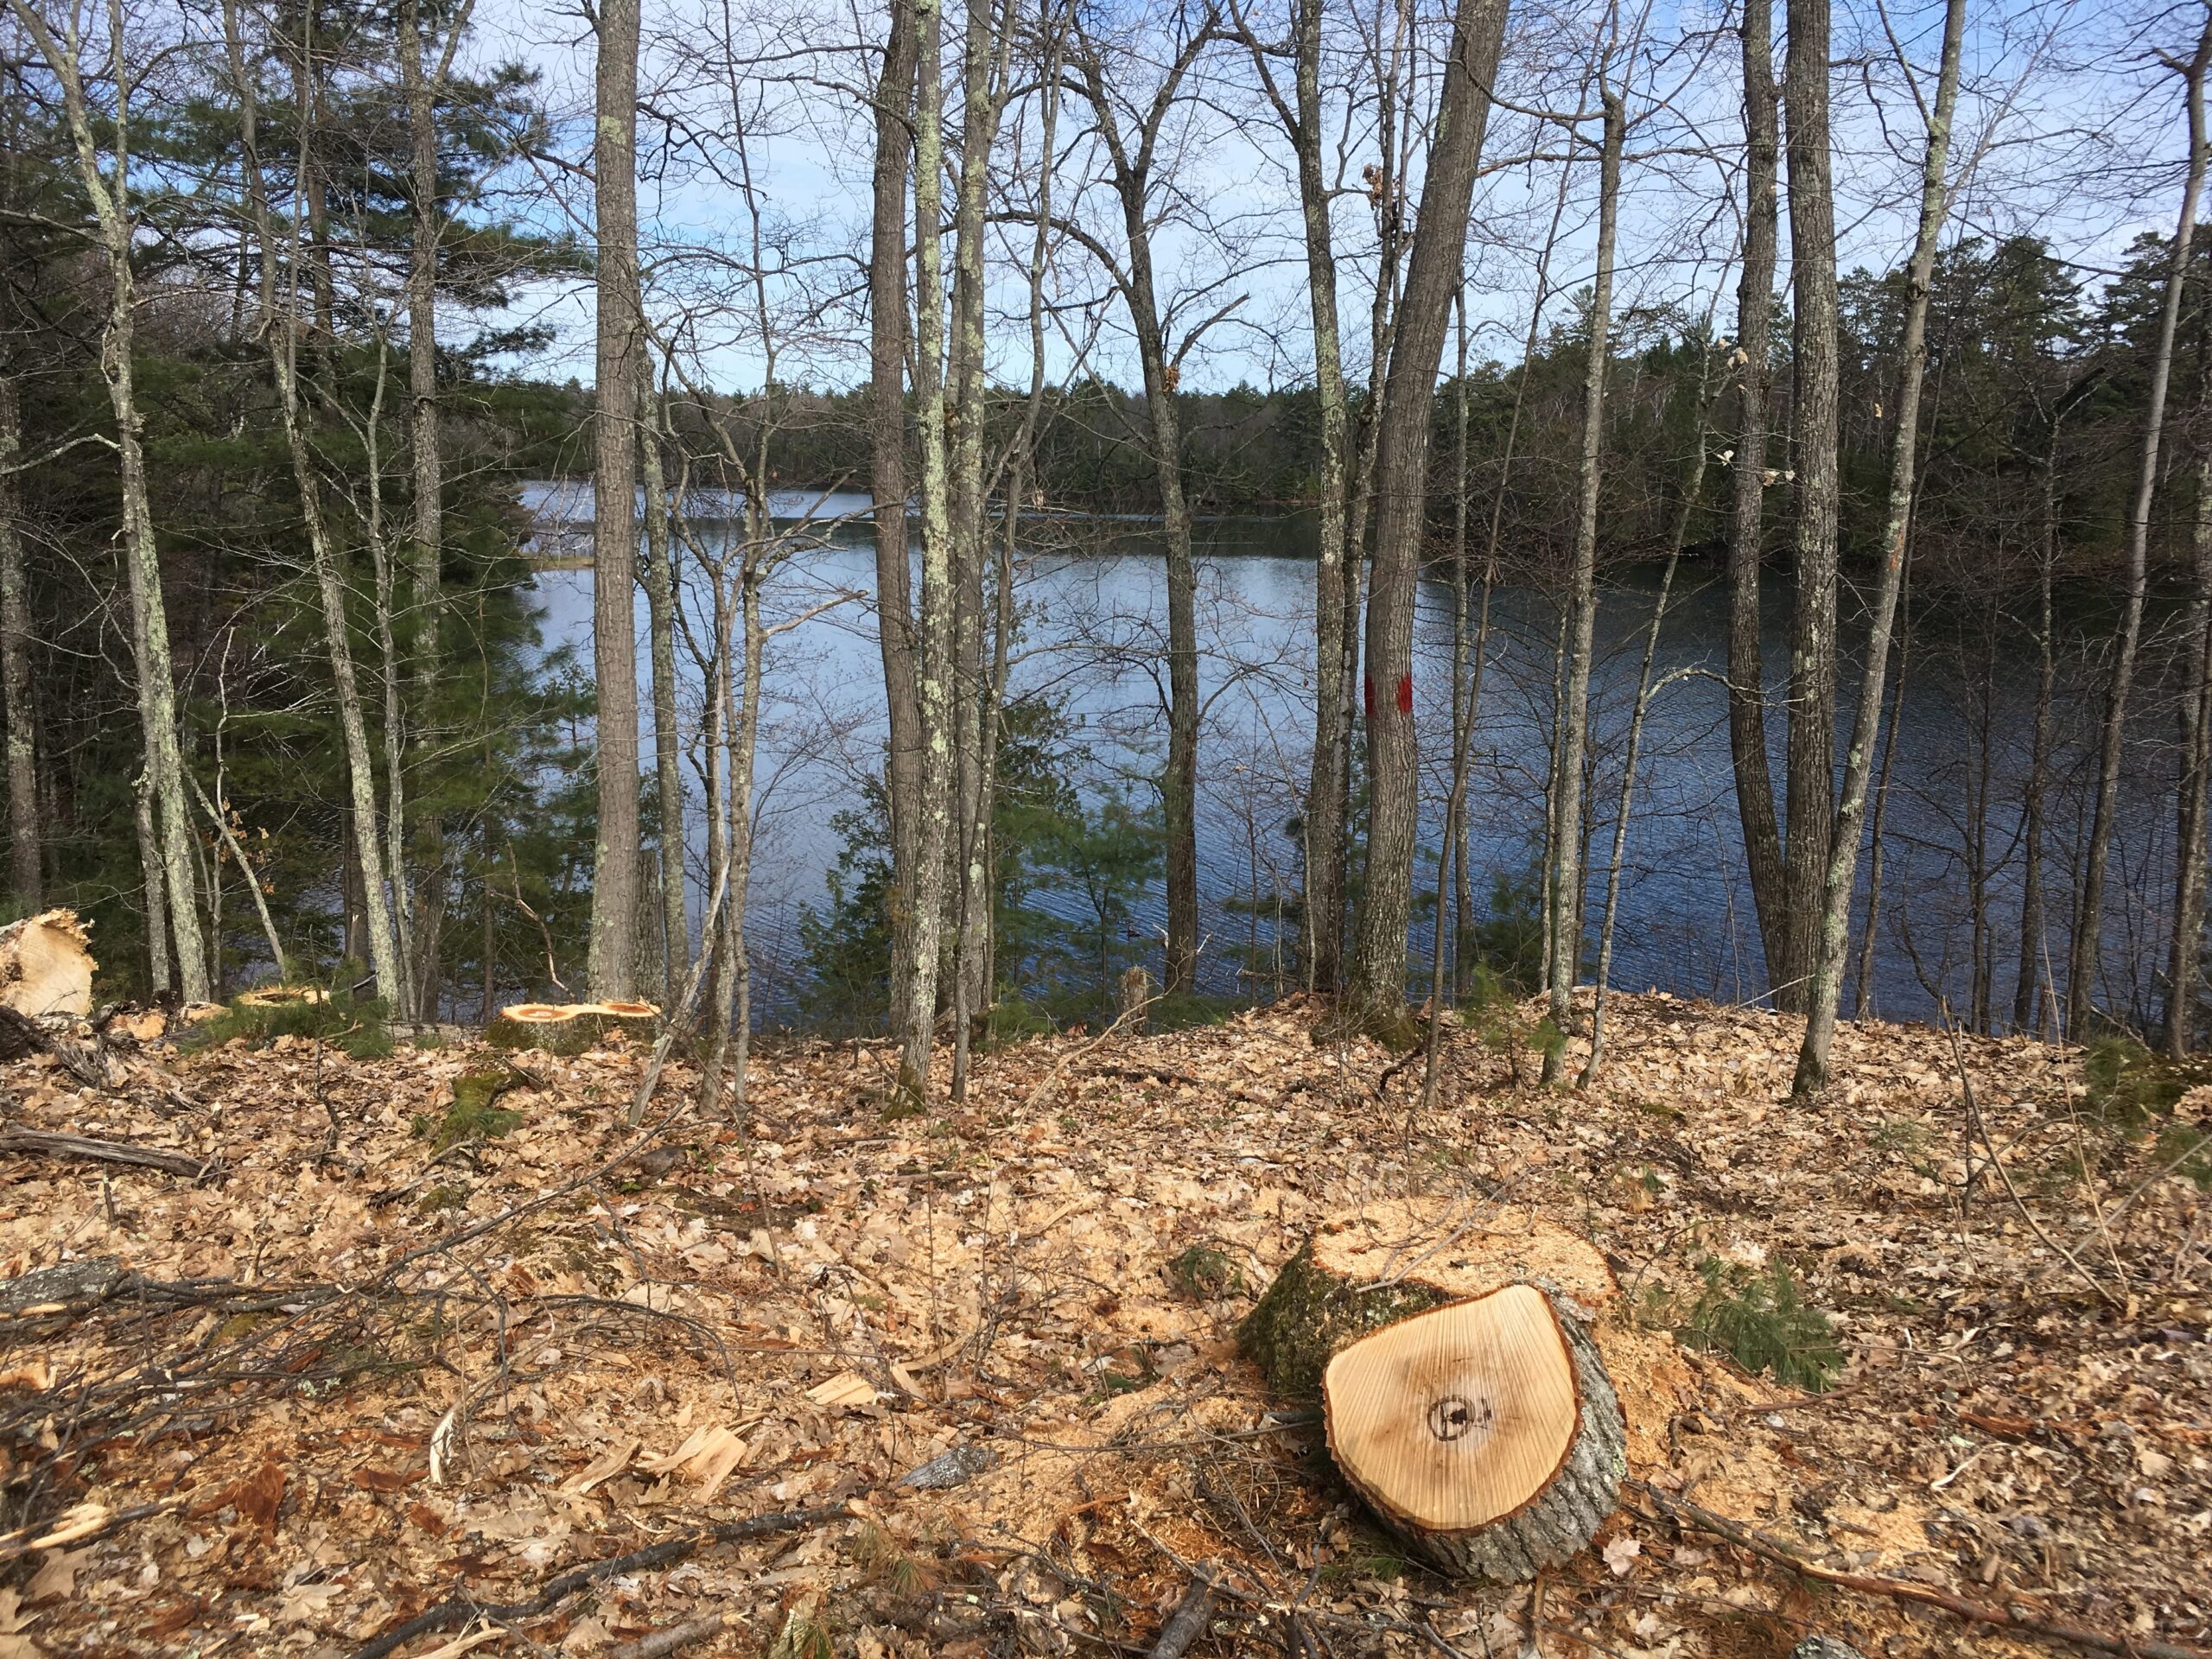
left=0, top=910, right=93, bottom=1017
left=1242, top=1200, right=1624, bottom=1582
left=0, top=1128, right=209, bottom=1179
left=487, top=1000, right=659, bottom=1056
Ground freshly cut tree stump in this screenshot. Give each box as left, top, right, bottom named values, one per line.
left=0, top=910, right=94, bottom=1017
left=235, top=985, right=327, bottom=1010
left=1242, top=1201, right=1625, bottom=1581
left=486, top=1001, right=659, bottom=1055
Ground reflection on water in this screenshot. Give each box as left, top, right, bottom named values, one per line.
left=519, top=483, right=2182, bottom=1030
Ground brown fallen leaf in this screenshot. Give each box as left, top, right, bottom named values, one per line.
left=0, top=1363, right=52, bottom=1393
left=230, top=1461, right=284, bottom=1532
left=560, top=1437, right=641, bottom=1497
left=352, top=1465, right=419, bottom=1493
left=23, top=1549, right=90, bottom=1604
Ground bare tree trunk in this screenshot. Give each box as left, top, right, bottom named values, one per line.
left=1541, top=87, right=1624, bottom=1085
left=588, top=0, right=644, bottom=1001
left=6, top=0, right=208, bottom=1001
left=1236, top=0, right=1354, bottom=993
left=400, top=0, right=473, bottom=1018
left=361, top=343, right=417, bottom=1006
left=1068, top=25, right=1210, bottom=998
left=2167, top=448, right=2212, bottom=1055
left=1420, top=299, right=1477, bottom=1115
left=1349, top=0, right=1510, bottom=1028
left=894, top=0, right=957, bottom=1107
left=725, top=563, right=766, bottom=1111
left=2074, top=13, right=2211, bottom=1033
left=870, top=0, right=924, bottom=1051
left=639, top=362, right=687, bottom=1008
left=1583, top=319, right=1725, bottom=1085
left=0, top=376, right=35, bottom=909
left=1777, top=0, right=1842, bottom=1015
left=948, top=0, right=1014, bottom=1094
left=1852, top=583, right=1907, bottom=1020
left=2014, top=414, right=2065, bottom=1035
left=1727, top=0, right=1786, bottom=990
left=1792, top=0, right=1967, bottom=1096
left=226, top=0, right=406, bottom=1009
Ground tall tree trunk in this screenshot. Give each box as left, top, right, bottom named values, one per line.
left=2073, top=14, right=2211, bottom=1033
left=870, top=0, right=924, bottom=1050
left=725, top=564, right=766, bottom=1110
left=1348, top=0, right=1510, bottom=1027
left=0, top=376, right=36, bottom=910
left=1583, top=318, right=1725, bottom=1085
left=6, top=0, right=208, bottom=1001
left=1070, top=27, right=1211, bottom=998
left=1852, top=583, right=1907, bottom=1020
left=639, top=362, right=688, bottom=1008
left=588, top=0, right=644, bottom=1001
left=1727, top=0, right=1786, bottom=990
left=1541, top=88, right=1624, bottom=1085
left=948, top=0, right=1013, bottom=1094
left=2167, top=448, right=2212, bottom=1056
left=1239, top=0, right=1354, bottom=994
left=1777, top=0, right=1842, bottom=1014
left=1792, top=0, right=1967, bottom=1096
left=400, top=0, right=473, bottom=1018
left=894, top=0, right=957, bottom=1106
left=226, top=0, right=407, bottom=1008
left=2013, top=412, right=2064, bottom=1036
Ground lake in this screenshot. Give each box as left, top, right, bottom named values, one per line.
left=519, top=482, right=2188, bottom=1033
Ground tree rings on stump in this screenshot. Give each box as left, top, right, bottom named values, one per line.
left=0, top=910, right=94, bottom=1018
left=1241, top=1200, right=1624, bottom=1581
left=486, top=1001, right=659, bottom=1055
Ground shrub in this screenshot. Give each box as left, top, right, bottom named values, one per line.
left=1672, top=1256, right=1842, bottom=1392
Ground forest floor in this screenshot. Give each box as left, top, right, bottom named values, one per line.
left=0, top=989, right=2207, bottom=1659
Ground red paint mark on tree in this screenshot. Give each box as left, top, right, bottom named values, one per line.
left=1363, top=676, right=1375, bottom=717
left=1395, top=673, right=1413, bottom=716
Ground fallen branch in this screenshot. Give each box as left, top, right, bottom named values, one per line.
left=607, top=1615, right=726, bottom=1659
left=344, top=1503, right=850, bottom=1659
left=0, top=1005, right=107, bottom=1089
left=0, top=1128, right=210, bottom=1179
left=1148, top=1573, right=1217, bottom=1659
left=1633, top=1478, right=2212, bottom=1659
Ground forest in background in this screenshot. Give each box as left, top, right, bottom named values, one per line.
left=1, top=0, right=2209, bottom=1109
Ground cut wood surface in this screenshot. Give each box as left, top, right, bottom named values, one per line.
left=1240, top=1198, right=1616, bottom=1398
left=486, top=1000, right=659, bottom=1055
left=1243, top=1201, right=1626, bottom=1581
left=0, top=909, right=93, bottom=1017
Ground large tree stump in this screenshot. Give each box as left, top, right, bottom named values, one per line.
left=1241, top=1200, right=1625, bottom=1582
left=486, top=1001, right=658, bottom=1055
left=0, top=910, right=93, bottom=1017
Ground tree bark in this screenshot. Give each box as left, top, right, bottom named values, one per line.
left=4, top=0, right=208, bottom=1001
left=226, top=0, right=407, bottom=1010
left=2074, top=14, right=2211, bottom=1034
left=2013, top=411, right=2065, bottom=1036
left=894, top=0, right=957, bottom=1107
left=870, top=0, right=924, bottom=1053
left=2166, top=447, right=2212, bottom=1056
left=1541, top=88, right=1624, bottom=1084
left=948, top=0, right=1014, bottom=1093
left=1584, top=315, right=1725, bottom=1084
left=1236, top=0, right=1354, bottom=994
left=1777, top=0, right=1841, bottom=1015
left=1726, top=0, right=1786, bottom=992
left=1349, top=0, right=1510, bottom=1028
left=588, top=0, right=645, bottom=1001
left=1069, top=23, right=1211, bottom=998
left=638, top=363, right=688, bottom=1010
left=1791, top=0, right=1967, bottom=1096
left=400, top=0, right=473, bottom=1018
left=0, top=375, right=36, bottom=910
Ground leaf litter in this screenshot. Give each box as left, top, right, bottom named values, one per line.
left=0, top=990, right=2203, bottom=1657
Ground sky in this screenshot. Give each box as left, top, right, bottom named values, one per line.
left=461, top=0, right=2200, bottom=396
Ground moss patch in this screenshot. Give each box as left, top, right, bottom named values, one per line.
left=1237, top=1240, right=1452, bottom=1399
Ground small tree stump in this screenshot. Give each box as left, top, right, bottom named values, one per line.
left=0, top=910, right=93, bottom=1017
left=487, top=1001, right=659, bottom=1055
left=1241, top=1201, right=1625, bottom=1581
